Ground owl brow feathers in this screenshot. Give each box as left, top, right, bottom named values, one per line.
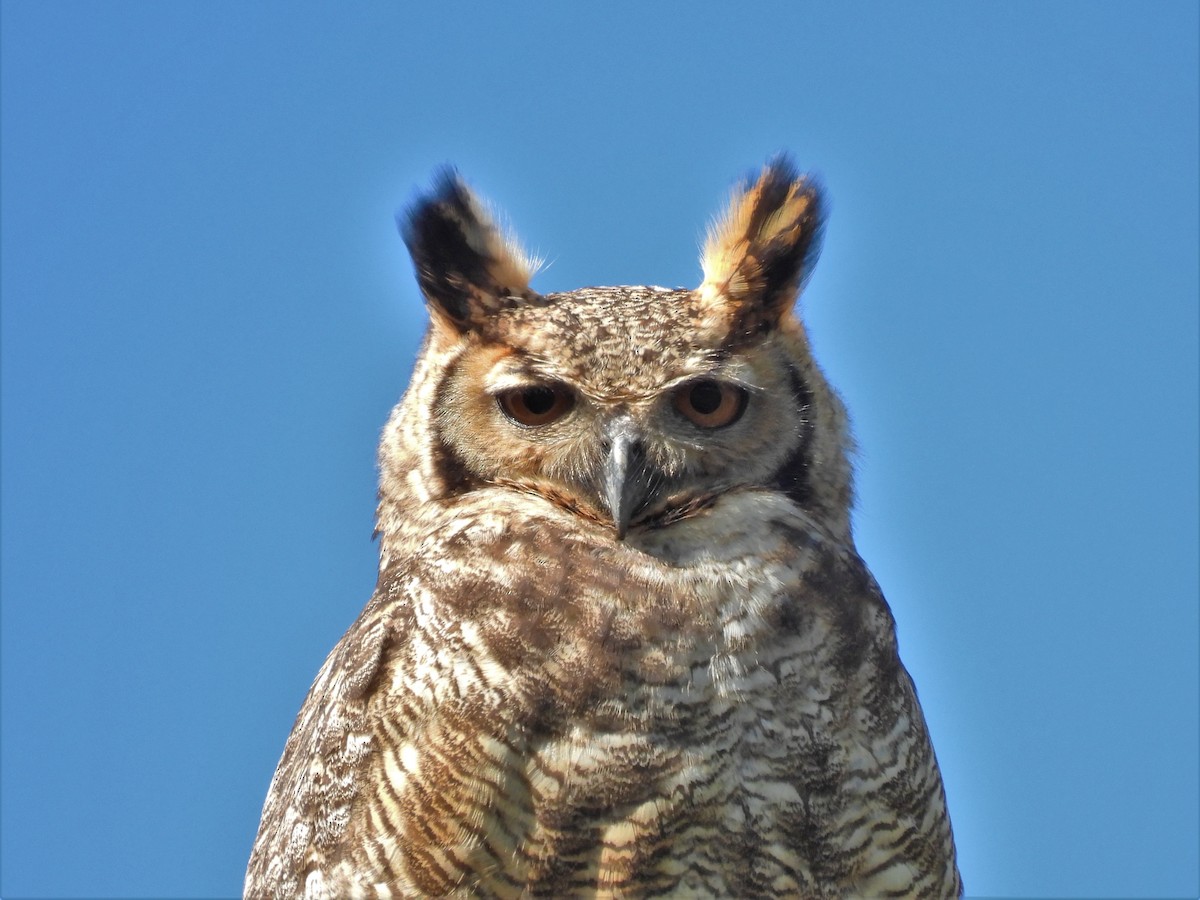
left=699, top=156, right=826, bottom=341
left=400, top=168, right=541, bottom=329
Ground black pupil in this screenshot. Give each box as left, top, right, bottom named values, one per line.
left=523, top=387, right=557, bottom=415
left=689, top=381, right=723, bottom=415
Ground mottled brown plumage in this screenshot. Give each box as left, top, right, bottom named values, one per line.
left=245, top=158, right=961, bottom=898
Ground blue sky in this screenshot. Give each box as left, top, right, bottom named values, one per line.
left=2, top=2, right=1196, bottom=897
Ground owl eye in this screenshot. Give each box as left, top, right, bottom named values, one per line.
left=673, top=379, right=748, bottom=429
left=497, top=384, right=575, bottom=427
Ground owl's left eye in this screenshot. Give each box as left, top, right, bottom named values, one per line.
left=496, top=384, right=575, bottom=427
left=673, top=379, right=748, bottom=429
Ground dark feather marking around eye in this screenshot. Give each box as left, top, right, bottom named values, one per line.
left=768, top=364, right=815, bottom=507
left=428, top=356, right=482, bottom=496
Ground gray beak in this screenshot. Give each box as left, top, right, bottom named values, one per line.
left=600, top=419, right=647, bottom=540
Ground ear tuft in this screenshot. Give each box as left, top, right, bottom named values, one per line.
left=399, top=169, right=540, bottom=329
left=699, top=156, right=825, bottom=333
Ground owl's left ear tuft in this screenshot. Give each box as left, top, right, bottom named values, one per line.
left=699, top=156, right=825, bottom=335
left=400, top=169, right=540, bottom=330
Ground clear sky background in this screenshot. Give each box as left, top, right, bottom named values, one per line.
left=2, top=3, right=1197, bottom=898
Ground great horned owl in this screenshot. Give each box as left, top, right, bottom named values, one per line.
left=245, top=158, right=961, bottom=898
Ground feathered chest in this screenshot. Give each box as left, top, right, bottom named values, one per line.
left=385, top=490, right=848, bottom=723
left=341, top=494, right=895, bottom=896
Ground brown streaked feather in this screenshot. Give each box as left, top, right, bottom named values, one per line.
left=246, top=492, right=961, bottom=898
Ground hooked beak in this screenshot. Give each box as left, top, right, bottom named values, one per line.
left=600, top=419, right=648, bottom=540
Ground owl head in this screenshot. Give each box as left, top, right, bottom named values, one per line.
left=377, top=158, right=854, bottom=557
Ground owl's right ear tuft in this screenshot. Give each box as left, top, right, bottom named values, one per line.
left=399, top=169, right=539, bottom=330
left=698, top=156, right=825, bottom=338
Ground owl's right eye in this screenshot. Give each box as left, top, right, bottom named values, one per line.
left=496, top=385, right=575, bottom=427
left=673, top=379, right=748, bottom=429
